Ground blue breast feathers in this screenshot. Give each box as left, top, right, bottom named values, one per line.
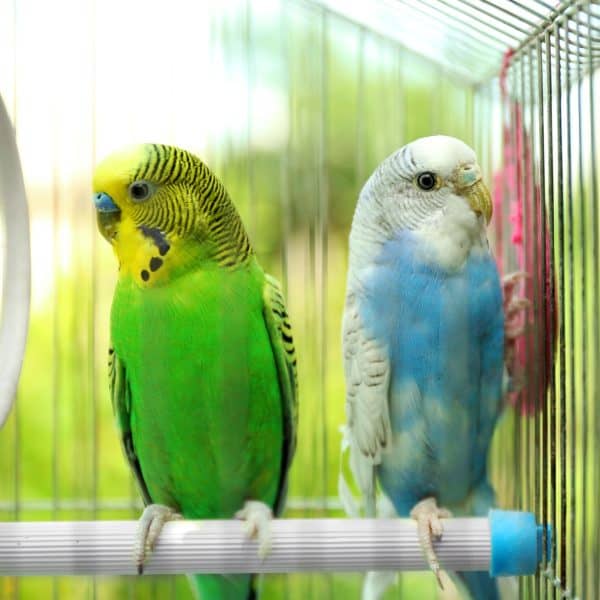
left=358, top=230, right=504, bottom=515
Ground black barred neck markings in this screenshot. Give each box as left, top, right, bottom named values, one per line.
left=138, top=225, right=171, bottom=256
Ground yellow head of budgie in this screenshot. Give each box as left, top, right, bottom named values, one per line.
left=92, top=143, right=252, bottom=283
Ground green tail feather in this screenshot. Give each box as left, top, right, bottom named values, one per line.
left=188, top=574, right=256, bottom=600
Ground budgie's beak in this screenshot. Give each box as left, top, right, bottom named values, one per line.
left=454, top=164, right=492, bottom=224
left=93, top=192, right=121, bottom=241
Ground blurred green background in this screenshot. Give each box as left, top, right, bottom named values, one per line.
left=2, top=0, right=591, bottom=598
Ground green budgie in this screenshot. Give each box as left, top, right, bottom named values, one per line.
left=92, top=143, right=298, bottom=600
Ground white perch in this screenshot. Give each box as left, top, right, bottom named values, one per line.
left=0, top=512, right=550, bottom=576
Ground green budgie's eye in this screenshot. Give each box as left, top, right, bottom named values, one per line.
left=416, top=171, right=437, bottom=191
left=128, top=181, right=155, bottom=202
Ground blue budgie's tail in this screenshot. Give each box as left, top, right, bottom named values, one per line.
left=456, top=571, right=499, bottom=600
left=189, top=574, right=255, bottom=600
left=455, top=480, right=498, bottom=600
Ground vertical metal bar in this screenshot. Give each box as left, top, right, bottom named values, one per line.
left=536, top=33, right=549, bottom=600
left=398, top=48, right=407, bottom=600
left=514, top=50, right=523, bottom=598
left=356, top=26, right=366, bottom=193
left=51, top=105, right=61, bottom=600
left=527, top=41, right=541, bottom=600
left=588, top=6, right=600, bottom=596
left=246, top=0, right=255, bottom=241
left=208, top=4, right=222, bottom=178
left=318, top=9, right=331, bottom=597
left=319, top=4, right=329, bottom=514
left=12, top=394, right=19, bottom=600
left=575, top=12, right=588, bottom=599
left=280, top=0, right=291, bottom=298
left=11, top=0, right=17, bottom=123
left=433, top=65, right=443, bottom=137
left=89, top=1, right=98, bottom=598
left=241, top=32, right=257, bottom=600
left=70, top=159, right=78, bottom=550
left=472, top=87, right=478, bottom=188
left=545, top=26, right=557, bottom=600
left=561, top=13, right=576, bottom=598
left=464, top=79, right=473, bottom=147
left=221, top=5, right=234, bottom=192
left=525, top=42, right=537, bottom=600
left=554, top=19, right=566, bottom=595
left=511, top=59, right=522, bottom=515
left=517, top=50, right=531, bottom=599
left=279, top=0, right=292, bottom=585
left=304, top=14, right=318, bottom=578
left=12, top=408, right=20, bottom=600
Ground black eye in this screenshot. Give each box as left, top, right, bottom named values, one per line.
left=128, top=181, right=154, bottom=202
left=416, top=172, right=437, bottom=191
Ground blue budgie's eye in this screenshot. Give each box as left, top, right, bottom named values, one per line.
left=416, top=172, right=437, bottom=191
left=128, top=181, right=155, bottom=202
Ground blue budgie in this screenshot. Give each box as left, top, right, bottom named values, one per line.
left=342, top=135, right=510, bottom=600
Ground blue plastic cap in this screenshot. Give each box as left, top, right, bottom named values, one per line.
left=489, top=509, right=552, bottom=577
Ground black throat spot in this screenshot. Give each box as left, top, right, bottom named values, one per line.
left=149, top=256, right=163, bottom=272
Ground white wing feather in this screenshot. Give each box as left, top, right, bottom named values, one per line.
left=341, top=290, right=392, bottom=513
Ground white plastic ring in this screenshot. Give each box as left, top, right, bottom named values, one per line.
left=0, top=94, right=31, bottom=428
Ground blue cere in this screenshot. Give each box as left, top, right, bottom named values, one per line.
left=94, top=192, right=120, bottom=213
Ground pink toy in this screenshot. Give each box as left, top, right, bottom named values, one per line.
left=493, top=50, right=556, bottom=415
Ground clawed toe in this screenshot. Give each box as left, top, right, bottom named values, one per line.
left=410, top=497, right=451, bottom=589
left=502, top=270, right=529, bottom=292
left=505, top=322, right=526, bottom=340
left=502, top=272, right=530, bottom=378
left=505, top=296, right=530, bottom=316
left=235, top=500, right=273, bottom=559
left=134, top=504, right=182, bottom=574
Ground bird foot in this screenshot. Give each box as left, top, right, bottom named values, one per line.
left=134, top=503, right=182, bottom=574
left=235, top=500, right=273, bottom=559
left=410, top=497, right=451, bottom=590
left=502, top=271, right=530, bottom=376
left=502, top=270, right=528, bottom=294
left=505, top=297, right=530, bottom=339
left=502, top=271, right=530, bottom=335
